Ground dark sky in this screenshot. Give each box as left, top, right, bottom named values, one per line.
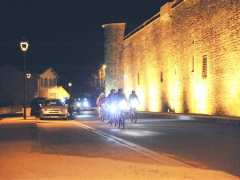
left=0, top=0, right=167, bottom=95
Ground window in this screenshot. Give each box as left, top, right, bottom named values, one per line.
left=44, top=78, right=48, bottom=87
left=40, top=78, right=44, bottom=87
left=160, top=72, right=163, bottom=82
left=202, top=55, right=207, bottom=78
left=137, top=73, right=140, bottom=85
left=49, top=79, right=53, bottom=87
left=53, top=78, right=57, bottom=86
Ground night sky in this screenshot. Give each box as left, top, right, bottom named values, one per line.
left=0, top=0, right=167, bottom=96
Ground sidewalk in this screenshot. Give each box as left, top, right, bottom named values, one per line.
left=138, top=111, right=240, bottom=126
left=0, top=113, right=22, bottom=119
left=0, top=115, right=37, bottom=122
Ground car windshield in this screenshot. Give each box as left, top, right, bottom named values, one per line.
left=44, top=99, right=63, bottom=106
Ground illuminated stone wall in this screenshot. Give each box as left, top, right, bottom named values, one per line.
left=102, top=23, right=126, bottom=94
left=120, top=0, right=240, bottom=116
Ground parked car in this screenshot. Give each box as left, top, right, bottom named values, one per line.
left=30, top=97, right=46, bottom=117
left=39, top=99, right=68, bottom=120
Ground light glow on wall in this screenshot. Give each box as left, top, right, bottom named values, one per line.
left=223, top=77, right=240, bottom=116
left=168, top=79, right=182, bottom=113
left=220, top=52, right=240, bottom=116
left=148, top=85, right=160, bottom=112
left=194, top=81, right=208, bottom=113
left=136, top=87, right=145, bottom=111
left=145, top=55, right=161, bottom=112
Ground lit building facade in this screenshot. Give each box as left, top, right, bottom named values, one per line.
left=102, top=0, right=240, bottom=116
left=36, top=68, right=70, bottom=99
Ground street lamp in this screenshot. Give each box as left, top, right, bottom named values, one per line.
left=102, top=64, right=107, bottom=70
left=19, top=40, right=29, bottom=120
left=26, top=73, right=31, bottom=79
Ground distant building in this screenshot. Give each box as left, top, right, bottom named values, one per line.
left=0, top=66, right=69, bottom=106
left=36, top=68, right=70, bottom=99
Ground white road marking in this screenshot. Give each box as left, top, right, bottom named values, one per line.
left=74, top=121, right=202, bottom=168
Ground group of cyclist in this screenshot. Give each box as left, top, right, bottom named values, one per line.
left=96, top=88, right=139, bottom=129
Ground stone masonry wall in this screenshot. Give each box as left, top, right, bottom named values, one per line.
left=102, top=23, right=126, bottom=94
left=121, top=0, right=240, bottom=116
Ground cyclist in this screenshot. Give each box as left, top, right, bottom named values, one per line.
left=96, top=92, right=106, bottom=120
left=115, top=88, right=128, bottom=128
left=128, top=90, right=139, bottom=123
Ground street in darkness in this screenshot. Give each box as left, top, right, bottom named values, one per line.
left=0, top=112, right=239, bottom=180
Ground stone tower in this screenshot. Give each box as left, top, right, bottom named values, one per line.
left=102, top=23, right=126, bottom=94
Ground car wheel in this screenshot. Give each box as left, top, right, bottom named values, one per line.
left=39, top=114, right=44, bottom=120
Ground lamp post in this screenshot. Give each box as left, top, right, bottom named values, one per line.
left=68, top=82, right=72, bottom=97
left=26, top=73, right=32, bottom=106
left=19, top=40, right=29, bottom=120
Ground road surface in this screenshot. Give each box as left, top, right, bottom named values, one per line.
left=0, top=112, right=239, bottom=180
left=76, top=111, right=240, bottom=176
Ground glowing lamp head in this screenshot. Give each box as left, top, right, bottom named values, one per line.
left=102, top=64, right=107, bottom=69
left=26, top=73, right=31, bottom=79
left=20, top=41, right=29, bottom=52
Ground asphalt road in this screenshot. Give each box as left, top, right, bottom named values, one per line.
left=76, top=110, right=240, bottom=177
left=0, top=112, right=239, bottom=179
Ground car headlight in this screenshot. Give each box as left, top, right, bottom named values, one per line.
left=76, top=102, right=81, bottom=108
left=41, top=108, right=47, bottom=113
left=62, top=109, right=68, bottom=114
left=82, top=100, right=90, bottom=108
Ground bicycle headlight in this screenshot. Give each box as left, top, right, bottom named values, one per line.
left=109, top=103, right=117, bottom=114
left=130, top=99, right=138, bottom=108
left=119, top=100, right=129, bottom=111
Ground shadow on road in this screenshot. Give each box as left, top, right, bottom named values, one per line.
left=0, top=122, right=37, bottom=142
left=34, top=121, right=157, bottom=166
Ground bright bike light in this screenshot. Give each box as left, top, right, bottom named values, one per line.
left=119, top=100, right=129, bottom=111
left=109, top=104, right=117, bottom=114
left=130, top=99, right=138, bottom=108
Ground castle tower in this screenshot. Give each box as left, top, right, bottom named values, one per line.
left=102, top=23, right=126, bottom=94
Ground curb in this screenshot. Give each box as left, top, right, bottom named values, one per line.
left=137, top=112, right=240, bottom=126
